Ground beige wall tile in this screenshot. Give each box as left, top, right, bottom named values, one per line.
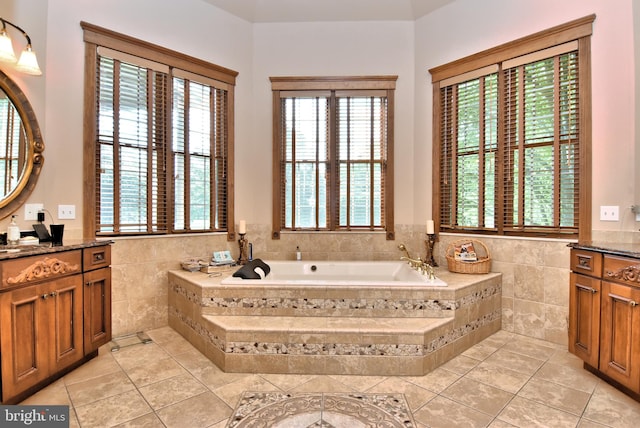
left=111, top=229, right=630, bottom=346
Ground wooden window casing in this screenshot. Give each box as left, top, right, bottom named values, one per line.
left=430, top=15, right=594, bottom=241
left=82, top=22, right=237, bottom=239
left=271, top=76, right=396, bottom=240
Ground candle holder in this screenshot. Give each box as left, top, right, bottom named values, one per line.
left=425, top=233, right=438, bottom=267
left=237, top=233, right=249, bottom=265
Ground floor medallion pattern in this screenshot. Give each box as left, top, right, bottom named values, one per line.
left=227, top=392, right=416, bottom=427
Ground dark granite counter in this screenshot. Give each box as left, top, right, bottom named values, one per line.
left=568, top=242, right=640, bottom=259
left=0, top=239, right=112, bottom=260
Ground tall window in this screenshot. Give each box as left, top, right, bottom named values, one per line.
left=271, top=76, right=396, bottom=240
left=430, top=15, right=594, bottom=240
left=82, top=23, right=237, bottom=238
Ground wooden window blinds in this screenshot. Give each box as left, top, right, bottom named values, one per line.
left=430, top=15, right=594, bottom=240
left=82, top=22, right=237, bottom=238
left=271, top=76, right=397, bottom=240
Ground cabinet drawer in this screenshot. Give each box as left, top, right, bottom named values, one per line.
left=571, top=249, right=603, bottom=277
left=0, top=250, right=82, bottom=290
left=83, top=245, right=111, bottom=272
left=604, top=255, right=640, bottom=288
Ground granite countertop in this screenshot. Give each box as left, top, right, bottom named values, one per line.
left=0, top=239, right=112, bottom=260
left=569, top=242, right=640, bottom=259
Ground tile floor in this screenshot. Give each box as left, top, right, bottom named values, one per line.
left=21, top=327, right=640, bottom=428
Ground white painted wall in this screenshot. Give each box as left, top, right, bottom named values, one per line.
left=0, top=0, right=638, bottom=235
left=415, top=0, right=637, bottom=232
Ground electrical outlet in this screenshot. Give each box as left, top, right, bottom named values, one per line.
left=24, top=203, right=44, bottom=221
left=600, top=205, right=619, bottom=221
left=58, top=204, right=76, bottom=220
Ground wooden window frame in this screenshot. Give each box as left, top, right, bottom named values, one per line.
left=81, top=22, right=237, bottom=239
left=270, top=76, right=397, bottom=240
left=429, top=15, right=594, bottom=241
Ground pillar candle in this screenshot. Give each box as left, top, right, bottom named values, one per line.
left=426, top=220, right=435, bottom=234
left=238, top=220, right=246, bottom=234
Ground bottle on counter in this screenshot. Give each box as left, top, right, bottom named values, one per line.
left=7, top=215, right=19, bottom=245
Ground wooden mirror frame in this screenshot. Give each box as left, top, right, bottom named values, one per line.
left=0, top=69, right=44, bottom=220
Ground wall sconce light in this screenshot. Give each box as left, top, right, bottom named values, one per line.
left=0, top=17, right=41, bottom=76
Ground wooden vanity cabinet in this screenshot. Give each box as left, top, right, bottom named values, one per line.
left=0, top=274, right=84, bottom=401
left=83, top=245, right=112, bottom=354
left=569, top=248, right=640, bottom=398
left=0, top=244, right=112, bottom=404
left=569, top=270, right=601, bottom=368
left=599, top=256, right=640, bottom=392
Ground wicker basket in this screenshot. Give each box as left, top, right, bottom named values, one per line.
left=445, top=239, right=491, bottom=274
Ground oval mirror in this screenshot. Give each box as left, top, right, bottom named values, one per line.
left=0, top=69, right=44, bottom=220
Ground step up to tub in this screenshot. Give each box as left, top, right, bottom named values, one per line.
left=168, top=268, right=503, bottom=376
left=201, top=315, right=454, bottom=375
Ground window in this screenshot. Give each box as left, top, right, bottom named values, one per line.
left=430, top=15, right=594, bottom=241
left=82, top=22, right=237, bottom=238
left=271, top=76, right=396, bottom=240
left=0, top=96, right=23, bottom=195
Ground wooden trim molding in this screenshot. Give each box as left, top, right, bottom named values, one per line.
left=81, top=21, right=238, bottom=85
left=429, top=14, right=595, bottom=83
left=270, top=75, right=397, bottom=91
left=7, top=258, right=81, bottom=285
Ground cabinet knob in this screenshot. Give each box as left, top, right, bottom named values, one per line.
left=631, top=301, right=638, bottom=307
left=41, top=293, right=49, bottom=300
left=50, top=291, right=57, bottom=297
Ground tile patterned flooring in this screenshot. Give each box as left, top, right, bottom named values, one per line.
left=20, top=327, right=640, bottom=427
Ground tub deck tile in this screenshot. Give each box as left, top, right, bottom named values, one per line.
left=168, top=267, right=502, bottom=376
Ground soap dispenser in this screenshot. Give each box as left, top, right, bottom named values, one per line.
left=7, top=215, right=19, bottom=245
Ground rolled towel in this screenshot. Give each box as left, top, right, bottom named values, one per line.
left=232, top=259, right=271, bottom=279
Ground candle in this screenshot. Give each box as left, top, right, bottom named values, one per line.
left=426, top=220, right=435, bottom=235
left=238, top=220, right=246, bottom=234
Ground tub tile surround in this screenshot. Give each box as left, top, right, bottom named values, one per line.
left=109, top=223, right=639, bottom=347
left=168, top=266, right=502, bottom=375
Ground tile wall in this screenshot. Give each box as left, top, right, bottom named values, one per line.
left=110, top=224, right=640, bottom=347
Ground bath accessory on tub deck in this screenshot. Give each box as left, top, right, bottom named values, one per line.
left=232, top=258, right=271, bottom=279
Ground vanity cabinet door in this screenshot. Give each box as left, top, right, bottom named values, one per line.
left=83, top=267, right=112, bottom=354
left=0, top=283, right=51, bottom=400
left=48, top=275, right=84, bottom=373
left=0, top=275, right=83, bottom=402
left=599, top=280, right=640, bottom=393
left=569, top=273, right=601, bottom=368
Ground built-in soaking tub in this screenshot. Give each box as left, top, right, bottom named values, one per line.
left=221, top=260, right=447, bottom=287
left=168, top=263, right=502, bottom=375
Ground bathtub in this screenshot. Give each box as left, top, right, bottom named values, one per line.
left=221, top=260, right=447, bottom=287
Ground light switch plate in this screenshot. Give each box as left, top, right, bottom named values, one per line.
left=58, top=204, right=76, bottom=220
left=600, top=205, right=619, bottom=221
